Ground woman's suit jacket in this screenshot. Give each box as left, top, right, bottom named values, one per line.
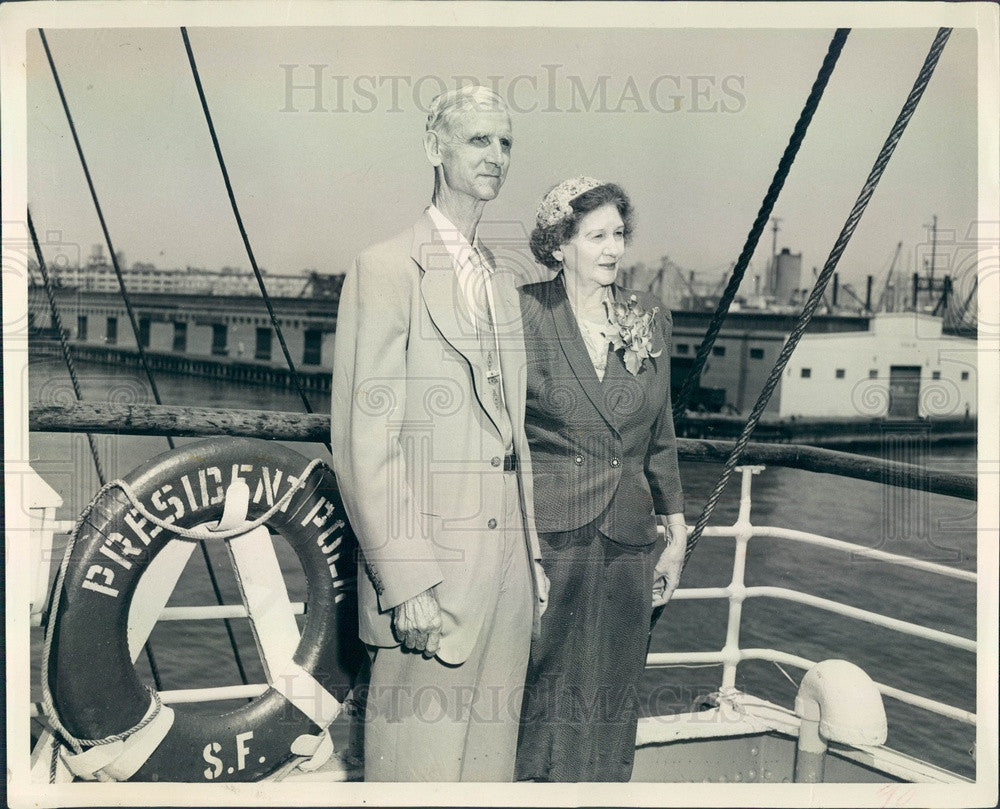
left=519, top=275, right=684, bottom=546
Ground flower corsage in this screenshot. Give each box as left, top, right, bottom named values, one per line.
left=608, top=294, right=662, bottom=376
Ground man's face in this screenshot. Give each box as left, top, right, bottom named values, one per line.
left=435, top=106, right=513, bottom=203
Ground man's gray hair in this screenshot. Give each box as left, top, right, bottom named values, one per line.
left=426, top=86, right=508, bottom=135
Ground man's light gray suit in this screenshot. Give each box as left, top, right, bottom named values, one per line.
left=331, top=211, right=543, bottom=780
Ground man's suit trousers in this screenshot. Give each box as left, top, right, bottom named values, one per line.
left=363, top=469, right=533, bottom=781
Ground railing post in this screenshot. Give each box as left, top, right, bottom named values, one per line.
left=720, top=466, right=764, bottom=690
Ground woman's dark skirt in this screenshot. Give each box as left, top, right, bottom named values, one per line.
left=515, top=519, right=659, bottom=782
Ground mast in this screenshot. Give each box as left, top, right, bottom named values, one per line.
left=928, top=214, right=937, bottom=287
left=768, top=216, right=782, bottom=294
left=876, top=241, right=903, bottom=312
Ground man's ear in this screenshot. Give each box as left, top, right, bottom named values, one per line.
left=552, top=249, right=563, bottom=263
left=424, top=130, right=443, bottom=167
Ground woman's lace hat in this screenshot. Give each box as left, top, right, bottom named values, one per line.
left=536, top=176, right=604, bottom=228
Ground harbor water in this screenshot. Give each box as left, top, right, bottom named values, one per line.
left=28, top=357, right=977, bottom=779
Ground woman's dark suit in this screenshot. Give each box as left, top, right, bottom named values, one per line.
left=515, top=274, right=684, bottom=782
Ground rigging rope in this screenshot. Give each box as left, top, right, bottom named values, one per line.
left=38, top=28, right=250, bottom=688
left=180, top=28, right=332, bottom=454
left=28, top=209, right=106, bottom=486
left=660, top=27, right=953, bottom=629
left=37, top=30, right=173, bottom=450
left=672, top=28, right=850, bottom=417
left=29, top=206, right=168, bottom=689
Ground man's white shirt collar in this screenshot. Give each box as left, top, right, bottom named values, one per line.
left=427, top=204, right=491, bottom=273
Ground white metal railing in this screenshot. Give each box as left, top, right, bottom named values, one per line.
left=158, top=603, right=305, bottom=621
left=646, top=465, right=977, bottom=728
left=36, top=467, right=976, bottom=732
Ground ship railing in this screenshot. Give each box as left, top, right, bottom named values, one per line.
left=645, top=465, right=976, bottom=736
left=29, top=404, right=977, bottom=731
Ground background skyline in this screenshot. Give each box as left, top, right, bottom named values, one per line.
left=27, top=25, right=978, bottom=299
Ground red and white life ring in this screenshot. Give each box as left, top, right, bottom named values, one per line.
left=45, top=437, right=366, bottom=782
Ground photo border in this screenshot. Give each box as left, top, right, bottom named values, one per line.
left=3, top=2, right=997, bottom=807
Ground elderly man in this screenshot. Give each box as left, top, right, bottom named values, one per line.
left=331, top=86, right=547, bottom=782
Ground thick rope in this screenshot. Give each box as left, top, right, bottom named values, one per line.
left=180, top=28, right=332, bottom=455
left=672, top=28, right=850, bottom=418
left=28, top=208, right=106, bottom=485
left=40, top=456, right=321, bottom=781
left=38, top=28, right=245, bottom=688
left=675, top=27, right=953, bottom=578
left=47, top=688, right=164, bottom=783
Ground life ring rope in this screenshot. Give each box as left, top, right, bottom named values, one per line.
left=41, top=454, right=330, bottom=782
left=113, top=457, right=325, bottom=541
left=41, top=477, right=169, bottom=781
left=47, top=688, right=168, bottom=783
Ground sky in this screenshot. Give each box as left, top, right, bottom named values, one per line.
left=26, top=25, right=978, bottom=298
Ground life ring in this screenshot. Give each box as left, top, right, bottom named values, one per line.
left=45, top=437, right=367, bottom=782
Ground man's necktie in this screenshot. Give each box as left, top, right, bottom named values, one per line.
left=470, top=248, right=510, bottom=431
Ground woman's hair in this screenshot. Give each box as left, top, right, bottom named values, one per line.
left=529, top=183, right=634, bottom=269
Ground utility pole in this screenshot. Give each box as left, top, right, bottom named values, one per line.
left=925, top=214, right=938, bottom=287
left=769, top=217, right=782, bottom=294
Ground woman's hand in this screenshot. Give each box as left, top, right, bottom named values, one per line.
left=652, top=517, right=688, bottom=608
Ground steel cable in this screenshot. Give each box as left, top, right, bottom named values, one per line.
left=38, top=28, right=250, bottom=688
left=28, top=208, right=106, bottom=485
left=685, top=26, right=952, bottom=573
left=180, top=28, right=332, bottom=454
left=672, top=28, right=850, bottom=418
left=653, top=26, right=953, bottom=631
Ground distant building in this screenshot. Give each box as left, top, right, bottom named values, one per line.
left=667, top=310, right=975, bottom=418
left=32, top=263, right=318, bottom=297
left=669, top=309, right=871, bottom=414
left=779, top=313, right=976, bottom=419
left=29, top=286, right=343, bottom=370
left=30, top=283, right=975, bottom=421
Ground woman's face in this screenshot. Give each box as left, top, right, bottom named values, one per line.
left=556, top=203, right=626, bottom=292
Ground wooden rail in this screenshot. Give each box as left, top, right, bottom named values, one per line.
left=29, top=402, right=976, bottom=501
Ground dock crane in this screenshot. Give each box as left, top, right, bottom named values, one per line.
left=875, top=241, right=904, bottom=312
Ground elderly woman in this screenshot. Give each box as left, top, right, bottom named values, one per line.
left=515, top=178, right=687, bottom=782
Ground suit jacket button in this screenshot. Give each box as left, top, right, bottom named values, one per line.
left=574, top=455, right=584, bottom=465
left=487, top=518, right=498, bottom=529
left=491, top=456, right=502, bottom=467
left=611, top=457, right=621, bottom=467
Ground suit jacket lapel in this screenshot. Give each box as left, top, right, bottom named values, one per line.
left=549, top=276, right=618, bottom=433
left=413, top=213, right=504, bottom=431
left=490, top=265, right=526, bottom=430
left=601, top=324, right=635, bottom=429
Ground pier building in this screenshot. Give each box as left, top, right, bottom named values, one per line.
left=778, top=313, right=977, bottom=419
left=669, top=309, right=871, bottom=414
left=28, top=288, right=976, bottom=423
left=29, top=287, right=341, bottom=393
